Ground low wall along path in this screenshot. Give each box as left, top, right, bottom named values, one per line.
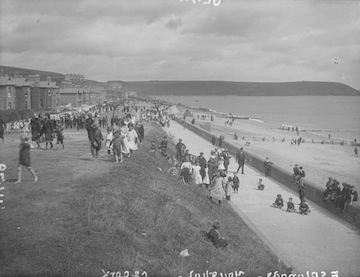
left=164, top=118, right=360, bottom=276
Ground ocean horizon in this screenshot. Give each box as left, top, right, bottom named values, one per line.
left=155, top=95, right=360, bottom=142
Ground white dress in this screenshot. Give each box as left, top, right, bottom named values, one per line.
left=192, top=165, right=202, bottom=185
left=120, top=126, right=130, bottom=154
left=127, top=129, right=138, bottom=151
left=203, top=167, right=210, bottom=185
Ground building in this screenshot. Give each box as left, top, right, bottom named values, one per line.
left=60, top=87, right=85, bottom=107
left=65, top=74, right=85, bottom=82
left=28, top=75, right=60, bottom=112
left=13, top=77, right=32, bottom=110
left=0, top=75, right=16, bottom=110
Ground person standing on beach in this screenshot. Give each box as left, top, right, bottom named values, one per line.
left=236, top=148, right=245, bottom=174
left=14, top=135, right=38, bottom=183
left=355, top=147, right=358, bottom=157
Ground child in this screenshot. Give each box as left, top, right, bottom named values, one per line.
left=299, top=199, right=311, bottom=215
left=257, top=178, right=265, bottom=190
left=105, top=127, right=113, bottom=155
left=111, top=132, right=122, bottom=163
left=203, top=164, right=210, bottom=189
left=55, top=123, right=65, bottom=149
left=225, top=176, right=233, bottom=200
left=273, top=194, right=284, bottom=209
left=232, top=172, right=239, bottom=193
left=150, top=141, right=158, bottom=156
left=15, top=135, right=38, bottom=183
left=287, top=198, right=297, bottom=213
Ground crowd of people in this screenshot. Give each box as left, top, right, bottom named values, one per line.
left=323, top=177, right=358, bottom=212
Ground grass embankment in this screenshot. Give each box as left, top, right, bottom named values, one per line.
left=0, top=123, right=290, bottom=277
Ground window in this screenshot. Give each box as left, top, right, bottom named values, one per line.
left=7, top=87, right=11, bottom=97
left=8, top=102, right=12, bottom=110
left=25, top=100, right=28, bottom=109
left=40, top=98, right=43, bottom=107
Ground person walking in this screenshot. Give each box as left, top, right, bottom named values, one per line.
left=14, top=135, right=38, bottom=183
left=236, top=148, right=246, bottom=174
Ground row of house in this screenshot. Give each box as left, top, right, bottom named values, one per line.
left=0, top=72, right=117, bottom=112
left=0, top=74, right=60, bottom=112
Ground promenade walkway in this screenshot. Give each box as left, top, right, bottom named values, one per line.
left=162, top=120, right=360, bottom=277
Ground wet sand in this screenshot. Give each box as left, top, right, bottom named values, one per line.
left=187, top=111, right=360, bottom=194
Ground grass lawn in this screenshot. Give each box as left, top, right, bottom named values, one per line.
left=0, top=122, right=290, bottom=277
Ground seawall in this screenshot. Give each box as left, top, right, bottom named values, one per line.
left=173, top=117, right=360, bottom=230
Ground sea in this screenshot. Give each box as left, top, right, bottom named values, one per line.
left=155, top=95, right=360, bottom=141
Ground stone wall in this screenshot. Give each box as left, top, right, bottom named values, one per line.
left=174, top=117, right=360, bottom=227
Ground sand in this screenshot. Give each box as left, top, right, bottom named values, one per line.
left=187, top=111, right=360, bottom=194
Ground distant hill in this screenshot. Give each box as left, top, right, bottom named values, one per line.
left=0, top=65, right=65, bottom=83
left=126, top=81, right=360, bottom=96
left=0, top=65, right=105, bottom=87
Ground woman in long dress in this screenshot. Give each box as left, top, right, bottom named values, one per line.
left=208, top=171, right=225, bottom=206
left=119, top=123, right=130, bottom=157
left=180, top=156, right=193, bottom=184
left=127, top=123, right=138, bottom=157
left=192, top=161, right=202, bottom=186
left=203, top=164, right=210, bottom=188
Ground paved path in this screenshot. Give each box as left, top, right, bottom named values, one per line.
left=163, top=120, right=360, bottom=276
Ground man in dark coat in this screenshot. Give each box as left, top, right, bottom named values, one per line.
left=30, top=115, right=42, bottom=148
left=43, top=114, right=54, bottom=149
left=236, top=148, right=245, bottom=174
left=85, top=113, right=94, bottom=142
left=176, top=139, right=186, bottom=162
left=196, top=152, right=207, bottom=180
left=0, top=117, right=5, bottom=143
left=89, top=123, right=103, bottom=159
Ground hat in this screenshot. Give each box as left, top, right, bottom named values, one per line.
left=200, top=152, right=204, bottom=155
left=179, top=139, right=182, bottom=141
left=213, top=220, right=221, bottom=228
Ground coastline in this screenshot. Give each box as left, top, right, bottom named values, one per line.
left=150, top=96, right=360, bottom=194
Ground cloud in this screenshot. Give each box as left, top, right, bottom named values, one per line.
left=0, top=0, right=359, bottom=89
left=165, top=18, right=182, bottom=29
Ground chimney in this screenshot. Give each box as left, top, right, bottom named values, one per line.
left=47, top=76, right=52, bottom=82
left=14, top=71, right=20, bottom=78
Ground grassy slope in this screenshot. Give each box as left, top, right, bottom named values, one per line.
left=126, top=80, right=360, bottom=96
left=0, top=123, right=290, bottom=277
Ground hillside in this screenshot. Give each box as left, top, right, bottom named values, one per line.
left=0, top=122, right=290, bottom=276
left=126, top=80, right=360, bottom=96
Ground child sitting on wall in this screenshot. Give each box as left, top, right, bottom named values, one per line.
left=273, top=194, right=284, bottom=209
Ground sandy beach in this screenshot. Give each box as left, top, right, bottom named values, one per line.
left=185, top=110, right=360, bottom=195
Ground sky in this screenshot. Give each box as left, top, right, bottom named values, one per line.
left=0, top=0, right=359, bottom=89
